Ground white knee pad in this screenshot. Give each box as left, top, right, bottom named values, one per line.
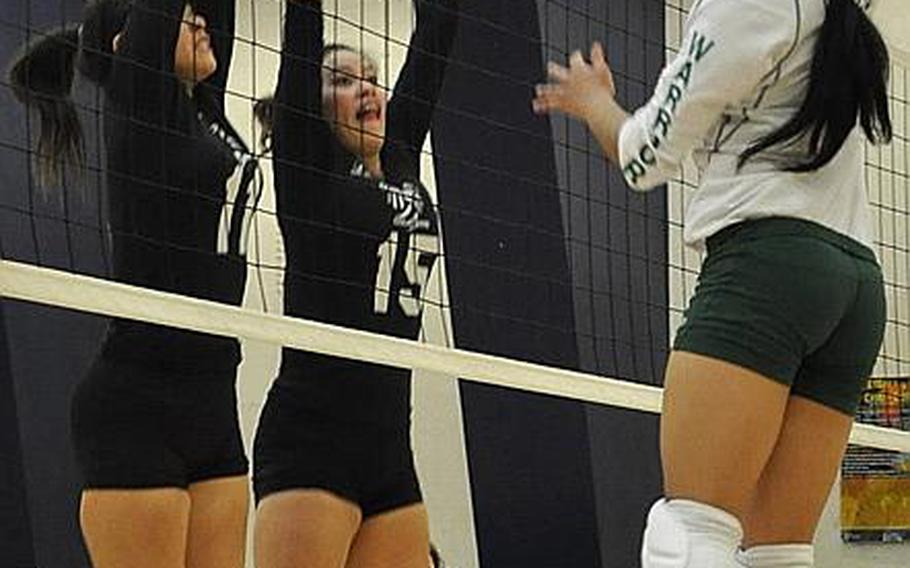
left=737, top=544, right=813, bottom=567
left=641, top=498, right=743, bottom=568
left=641, top=499, right=690, bottom=567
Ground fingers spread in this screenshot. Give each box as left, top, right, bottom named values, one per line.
left=569, top=49, right=587, bottom=70
left=547, top=61, right=569, bottom=82
left=534, top=83, right=563, bottom=100
left=532, top=84, right=563, bottom=114
left=590, top=42, right=607, bottom=70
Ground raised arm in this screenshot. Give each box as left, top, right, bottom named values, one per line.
left=108, top=0, right=187, bottom=115
left=273, top=0, right=392, bottom=237
left=192, top=0, right=236, bottom=111
left=616, top=0, right=796, bottom=190
left=273, top=0, right=328, bottom=171
left=534, top=0, right=797, bottom=191
left=382, top=0, right=459, bottom=180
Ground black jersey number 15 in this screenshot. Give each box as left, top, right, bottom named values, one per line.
left=374, top=231, right=438, bottom=318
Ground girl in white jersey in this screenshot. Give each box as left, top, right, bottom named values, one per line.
left=534, top=0, right=892, bottom=567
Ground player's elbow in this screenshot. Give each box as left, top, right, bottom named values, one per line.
left=619, top=151, right=675, bottom=192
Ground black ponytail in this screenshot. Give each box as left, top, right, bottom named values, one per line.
left=253, top=96, right=275, bottom=152
left=7, top=0, right=131, bottom=189
left=739, top=0, right=892, bottom=172
left=9, top=28, right=83, bottom=188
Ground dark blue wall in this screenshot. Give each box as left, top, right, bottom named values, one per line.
left=434, top=1, right=666, bottom=566
left=1, top=1, right=106, bottom=566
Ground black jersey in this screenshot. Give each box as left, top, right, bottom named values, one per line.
left=273, top=0, right=457, bottom=425
left=99, top=0, right=260, bottom=371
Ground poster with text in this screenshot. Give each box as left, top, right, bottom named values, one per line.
left=841, top=377, right=910, bottom=544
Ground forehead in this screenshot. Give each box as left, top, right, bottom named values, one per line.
left=323, top=50, right=377, bottom=74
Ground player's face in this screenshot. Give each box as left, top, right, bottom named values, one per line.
left=173, top=4, right=217, bottom=84
left=322, top=49, right=387, bottom=161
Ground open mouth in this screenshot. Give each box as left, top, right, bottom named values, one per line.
left=356, top=102, right=382, bottom=123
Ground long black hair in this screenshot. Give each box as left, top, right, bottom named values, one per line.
left=8, top=0, right=131, bottom=187
left=739, top=0, right=892, bottom=172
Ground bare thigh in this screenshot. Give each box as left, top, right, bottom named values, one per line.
left=661, top=351, right=791, bottom=519
left=255, top=489, right=362, bottom=568
left=186, top=475, right=249, bottom=568
left=345, top=503, right=430, bottom=568
left=742, top=395, right=854, bottom=546
left=80, top=488, right=190, bottom=568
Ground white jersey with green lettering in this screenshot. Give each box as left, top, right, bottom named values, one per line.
left=617, top=0, right=878, bottom=251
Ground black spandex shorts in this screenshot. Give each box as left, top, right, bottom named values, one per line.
left=253, top=382, right=422, bottom=517
left=674, top=217, right=886, bottom=415
left=71, top=357, right=248, bottom=489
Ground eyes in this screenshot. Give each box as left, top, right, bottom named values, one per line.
left=330, top=71, right=379, bottom=89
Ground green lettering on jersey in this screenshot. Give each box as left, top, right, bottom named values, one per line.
left=639, top=145, right=657, bottom=166
left=624, top=158, right=647, bottom=185
left=675, top=61, right=692, bottom=87
left=666, top=84, right=683, bottom=112
left=689, top=31, right=715, bottom=62
left=627, top=30, right=714, bottom=186
left=653, top=108, right=673, bottom=138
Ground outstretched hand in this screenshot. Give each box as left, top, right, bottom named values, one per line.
left=532, top=42, right=616, bottom=120
left=533, top=41, right=628, bottom=164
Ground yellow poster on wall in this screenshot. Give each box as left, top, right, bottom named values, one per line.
left=841, top=377, right=910, bottom=543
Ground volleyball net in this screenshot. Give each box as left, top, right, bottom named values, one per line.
left=1, top=0, right=908, bottom=449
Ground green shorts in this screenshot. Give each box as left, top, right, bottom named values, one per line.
left=674, top=217, right=886, bottom=415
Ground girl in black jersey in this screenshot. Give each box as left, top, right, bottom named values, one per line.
left=10, top=1, right=260, bottom=565
left=252, top=1, right=457, bottom=566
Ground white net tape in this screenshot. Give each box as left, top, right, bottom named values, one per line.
left=2, top=259, right=907, bottom=453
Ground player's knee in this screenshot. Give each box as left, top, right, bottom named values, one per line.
left=641, top=498, right=743, bottom=568
left=641, top=499, right=689, bottom=567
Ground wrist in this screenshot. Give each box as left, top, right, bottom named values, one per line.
left=579, top=88, right=616, bottom=123
left=584, top=93, right=628, bottom=164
